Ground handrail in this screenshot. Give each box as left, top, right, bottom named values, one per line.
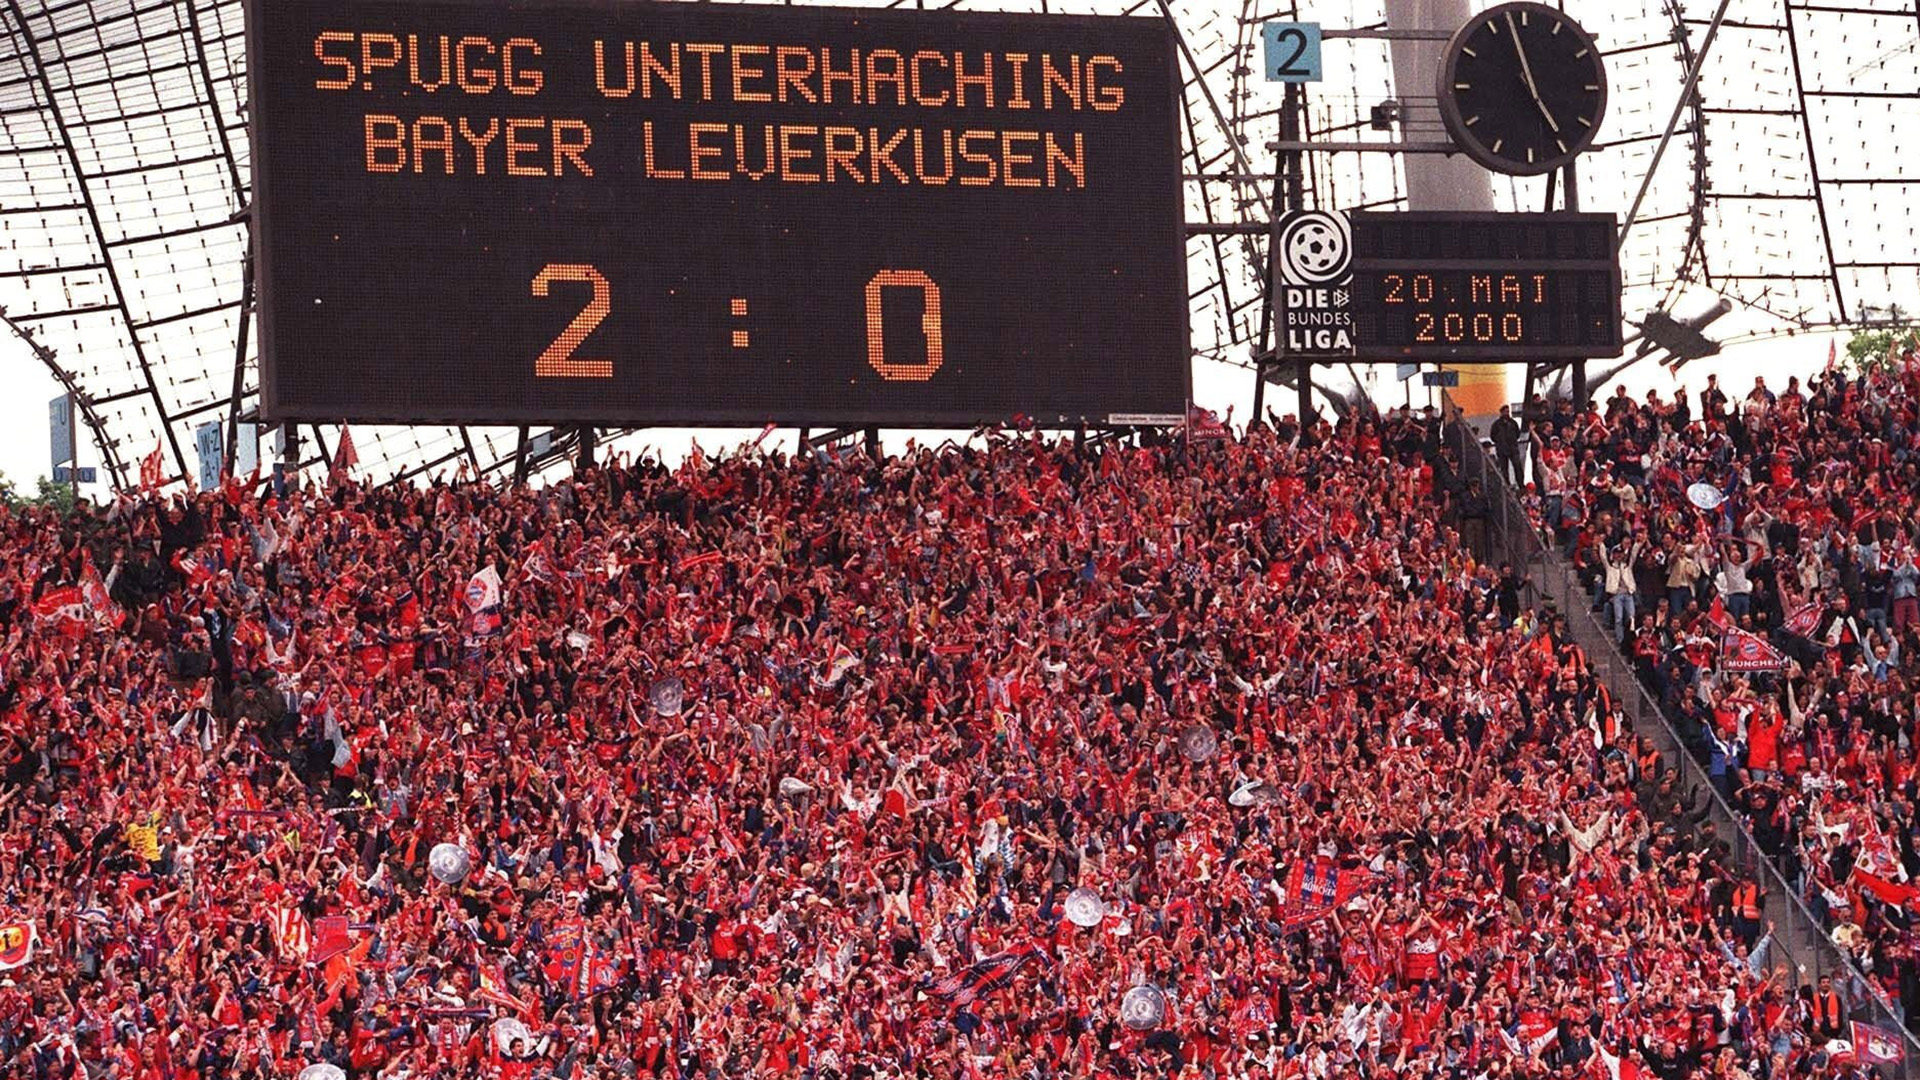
left=1439, top=394, right=1919, bottom=1076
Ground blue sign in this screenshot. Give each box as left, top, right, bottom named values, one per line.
left=48, top=394, right=72, bottom=469
left=53, top=466, right=96, bottom=484
left=1396, top=363, right=1421, bottom=382
left=195, top=421, right=224, bottom=492
left=1263, top=22, right=1322, bottom=83
left=1422, top=371, right=1462, bottom=388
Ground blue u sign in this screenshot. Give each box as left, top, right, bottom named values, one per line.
left=1263, top=22, right=1322, bottom=83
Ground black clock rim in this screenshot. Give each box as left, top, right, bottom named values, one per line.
left=1435, top=0, right=1609, bottom=178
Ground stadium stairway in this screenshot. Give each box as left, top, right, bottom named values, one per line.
left=1439, top=399, right=1920, bottom=1069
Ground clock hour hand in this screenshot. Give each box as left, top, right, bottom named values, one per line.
left=1505, top=12, right=1561, bottom=135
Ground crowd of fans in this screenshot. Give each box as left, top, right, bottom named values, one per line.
left=0, top=405, right=1898, bottom=1080
left=1516, top=351, right=1920, bottom=1046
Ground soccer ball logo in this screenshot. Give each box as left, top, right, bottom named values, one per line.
left=1278, top=211, right=1351, bottom=286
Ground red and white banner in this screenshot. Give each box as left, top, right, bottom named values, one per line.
left=269, top=905, right=311, bottom=961
left=80, top=556, right=125, bottom=630
left=1852, top=866, right=1920, bottom=910
left=0, top=920, right=36, bottom=971
left=465, top=565, right=503, bottom=636
left=32, top=586, right=85, bottom=630
left=139, top=443, right=164, bottom=492
left=1720, top=628, right=1787, bottom=672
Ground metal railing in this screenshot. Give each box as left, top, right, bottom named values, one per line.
left=1440, top=397, right=1919, bottom=1075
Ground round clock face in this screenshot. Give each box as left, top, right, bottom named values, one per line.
left=1437, top=1, right=1608, bottom=176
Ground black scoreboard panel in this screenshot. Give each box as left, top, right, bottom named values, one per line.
left=1349, top=212, right=1623, bottom=361
left=247, top=0, right=1188, bottom=427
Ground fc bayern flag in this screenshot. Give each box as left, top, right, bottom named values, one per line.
left=1720, top=628, right=1786, bottom=672
left=1783, top=601, right=1822, bottom=639
left=1851, top=1021, right=1907, bottom=1067
left=542, top=918, right=586, bottom=995
left=1278, top=856, right=1370, bottom=928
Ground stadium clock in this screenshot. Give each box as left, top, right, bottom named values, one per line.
left=1436, top=2, right=1607, bottom=177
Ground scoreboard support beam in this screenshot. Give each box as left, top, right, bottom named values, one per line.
left=576, top=427, right=596, bottom=473
left=1298, top=357, right=1313, bottom=429
left=223, top=250, right=254, bottom=480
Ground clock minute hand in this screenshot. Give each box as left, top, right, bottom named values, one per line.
left=1504, top=12, right=1561, bottom=135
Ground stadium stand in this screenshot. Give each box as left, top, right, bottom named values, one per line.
left=1510, top=351, right=1920, bottom=1063
left=0, top=408, right=1885, bottom=1080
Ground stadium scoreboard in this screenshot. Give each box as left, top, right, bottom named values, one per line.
left=246, top=0, right=1189, bottom=428
left=1349, top=212, right=1623, bottom=361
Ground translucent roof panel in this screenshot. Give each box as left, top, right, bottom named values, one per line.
left=2, top=0, right=1914, bottom=488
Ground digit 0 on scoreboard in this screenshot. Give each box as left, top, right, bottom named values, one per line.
left=247, top=0, right=1190, bottom=428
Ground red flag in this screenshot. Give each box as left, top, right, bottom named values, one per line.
left=1719, top=628, right=1786, bottom=672
left=1852, top=1022, right=1907, bottom=1067
left=1186, top=402, right=1228, bottom=441
left=331, top=426, right=359, bottom=484
left=308, top=915, right=351, bottom=964
left=1851, top=867, right=1920, bottom=910
left=1826, top=339, right=1838, bottom=373
left=139, top=442, right=164, bottom=491
left=1704, top=596, right=1731, bottom=632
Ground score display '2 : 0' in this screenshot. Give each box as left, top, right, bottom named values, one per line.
left=1414, top=311, right=1524, bottom=345
left=529, top=264, right=946, bottom=382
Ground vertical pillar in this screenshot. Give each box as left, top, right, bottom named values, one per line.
left=1386, top=0, right=1506, bottom=417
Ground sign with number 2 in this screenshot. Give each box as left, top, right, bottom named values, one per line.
left=1263, top=22, right=1323, bottom=83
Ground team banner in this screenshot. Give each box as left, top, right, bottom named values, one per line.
left=1276, top=856, right=1372, bottom=928
left=1852, top=1021, right=1907, bottom=1067
left=1186, top=402, right=1228, bottom=440
left=925, top=941, right=1051, bottom=1007
left=1719, top=628, right=1787, bottom=672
